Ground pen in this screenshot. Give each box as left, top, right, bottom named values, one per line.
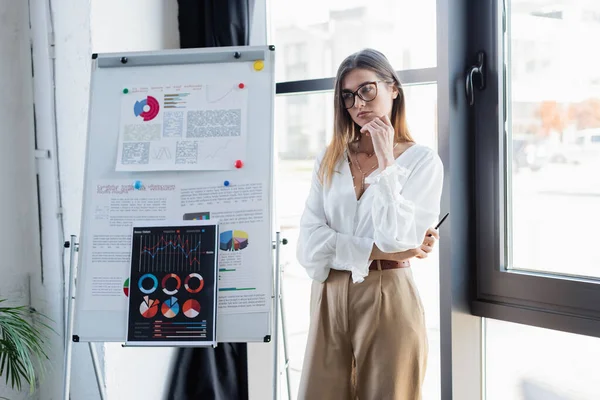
left=429, top=212, right=449, bottom=236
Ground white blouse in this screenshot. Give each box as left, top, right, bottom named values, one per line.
left=296, top=143, right=444, bottom=284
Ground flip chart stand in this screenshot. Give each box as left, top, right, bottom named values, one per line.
left=63, top=232, right=291, bottom=400
left=273, top=232, right=293, bottom=400
left=273, top=233, right=292, bottom=400
left=62, top=235, right=107, bottom=400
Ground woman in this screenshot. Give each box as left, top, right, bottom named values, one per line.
left=296, top=48, right=444, bottom=400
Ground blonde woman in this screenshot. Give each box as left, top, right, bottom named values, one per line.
left=296, top=49, right=444, bottom=400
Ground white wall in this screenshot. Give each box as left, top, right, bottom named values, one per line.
left=90, top=0, right=179, bottom=53
left=0, top=1, right=42, bottom=399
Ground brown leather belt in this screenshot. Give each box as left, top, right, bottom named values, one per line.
left=369, top=259, right=411, bottom=271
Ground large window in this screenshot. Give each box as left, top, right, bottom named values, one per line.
left=486, top=319, right=600, bottom=399
left=270, top=0, right=437, bottom=82
left=472, top=0, right=600, bottom=337
left=506, top=1, right=600, bottom=278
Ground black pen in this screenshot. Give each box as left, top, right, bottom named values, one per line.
left=429, top=212, right=449, bottom=236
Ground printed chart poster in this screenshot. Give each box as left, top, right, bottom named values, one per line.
left=116, top=83, right=248, bottom=171
left=126, top=222, right=218, bottom=346
left=180, top=183, right=272, bottom=314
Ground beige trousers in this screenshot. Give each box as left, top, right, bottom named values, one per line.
left=297, top=265, right=428, bottom=400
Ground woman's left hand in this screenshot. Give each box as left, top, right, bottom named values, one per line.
left=360, top=115, right=395, bottom=168
left=415, top=227, right=439, bottom=259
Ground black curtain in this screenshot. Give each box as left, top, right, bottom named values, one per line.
left=177, top=0, right=251, bottom=48
left=166, top=344, right=249, bottom=400
left=167, top=1, right=251, bottom=399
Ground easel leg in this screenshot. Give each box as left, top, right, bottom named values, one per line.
left=273, top=232, right=281, bottom=400
left=62, top=235, right=78, bottom=400
left=61, top=235, right=107, bottom=400
left=89, top=342, right=107, bottom=400
left=279, top=267, right=292, bottom=400
left=273, top=232, right=292, bottom=400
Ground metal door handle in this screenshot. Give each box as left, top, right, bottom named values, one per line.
left=466, top=51, right=486, bottom=106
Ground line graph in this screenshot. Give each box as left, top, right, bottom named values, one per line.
left=132, top=227, right=215, bottom=273
left=152, top=147, right=172, bottom=160
left=198, top=139, right=235, bottom=161
left=206, top=85, right=235, bottom=104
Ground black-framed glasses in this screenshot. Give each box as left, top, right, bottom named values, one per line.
left=341, top=81, right=383, bottom=109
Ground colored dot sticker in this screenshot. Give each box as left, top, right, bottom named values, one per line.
left=123, top=88, right=129, bottom=94
left=224, top=180, right=230, bottom=187
left=253, top=60, right=264, bottom=71
left=238, top=83, right=245, bottom=89
left=133, top=180, right=142, bottom=189
left=235, top=160, right=244, bottom=169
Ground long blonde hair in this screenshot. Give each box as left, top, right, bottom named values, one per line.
left=318, top=48, right=414, bottom=185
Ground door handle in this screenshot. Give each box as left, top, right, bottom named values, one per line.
left=466, top=51, right=486, bottom=106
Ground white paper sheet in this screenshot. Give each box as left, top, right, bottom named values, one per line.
left=80, top=179, right=271, bottom=316
left=116, top=83, right=248, bottom=171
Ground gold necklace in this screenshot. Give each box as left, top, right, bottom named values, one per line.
left=349, top=142, right=399, bottom=195
left=350, top=152, right=378, bottom=194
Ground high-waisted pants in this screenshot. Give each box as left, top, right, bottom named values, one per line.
left=297, top=265, right=428, bottom=400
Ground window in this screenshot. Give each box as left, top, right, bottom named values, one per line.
left=486, top=318, right=600, bottom=399
left=271, top=0, right=437, bottom=81
left=472, top=0, right=600, bottom=336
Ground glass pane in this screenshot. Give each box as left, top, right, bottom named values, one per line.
left=486, top=318, right=600, bottom=400
left=276, top=83, right=440, bottom=399
left=270, top=0, right=436, bottom=81
left=506, top=1, right=600, bottom=277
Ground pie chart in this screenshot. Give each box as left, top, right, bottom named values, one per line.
left=183, top=299, right=201, bottom=318
left=184, top=273, right=204, bottom=293
left=161, top=297, right=179, bottom=318
left=139, top=296, right=159, bottom=318
left=123, top=278, right=129, bottom=297
left=220, top=230, right=249, bottom=251
left=162, top=273, right=181, bottom=295
left=133, top=96, right=160, bottom=122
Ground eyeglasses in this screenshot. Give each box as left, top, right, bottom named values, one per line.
left=341, top=81, right=383, bottom=109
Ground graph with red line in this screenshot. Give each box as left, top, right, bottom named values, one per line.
left=136, top=230, right=214, bottom=273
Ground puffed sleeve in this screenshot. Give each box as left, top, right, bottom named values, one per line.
left=296, top=153, right=375, bottom=283
left=365, top=149, right=444, bottom=253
